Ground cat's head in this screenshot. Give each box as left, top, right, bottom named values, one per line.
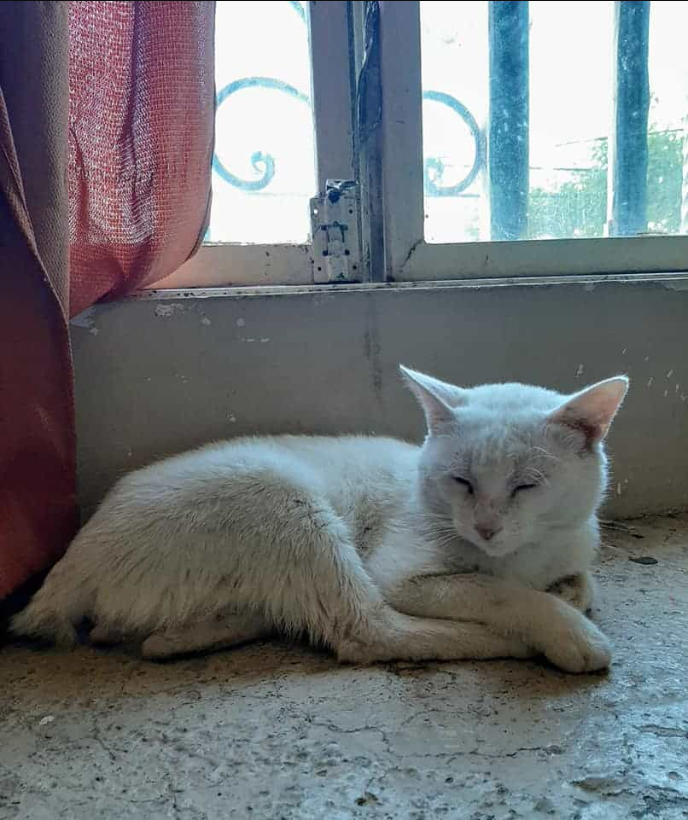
left=401, top=366, right=629, bottom=558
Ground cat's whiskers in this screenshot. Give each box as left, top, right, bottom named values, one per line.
left=531, top=445, right=560, bottom=463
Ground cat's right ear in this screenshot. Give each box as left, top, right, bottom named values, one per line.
left=399, top=365, right=465, bottom=434
left=549, top=376, right=629, bottom=446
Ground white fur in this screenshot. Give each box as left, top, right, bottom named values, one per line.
left=11, top=367, right=628, bottom=673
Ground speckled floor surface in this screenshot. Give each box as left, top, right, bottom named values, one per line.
left=1, top=514, right=687, bottom=820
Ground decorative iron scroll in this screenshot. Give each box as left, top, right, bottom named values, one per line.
left=213, top=1, right=485, bottom=196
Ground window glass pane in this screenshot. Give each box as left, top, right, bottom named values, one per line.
left=421, top=1, right=488, bottom=243
left=647, top=0, right=688, bottom=236
left=420, top=0, right=688, bottom=244
left=528, top=1, right=612, bottom=240
left=209, top=1, right=316, bottom=244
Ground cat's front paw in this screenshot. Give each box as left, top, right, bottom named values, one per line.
left=539, top=610, right=612, bottom=674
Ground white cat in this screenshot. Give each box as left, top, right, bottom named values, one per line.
left=11, top=366, right=628, bottom=673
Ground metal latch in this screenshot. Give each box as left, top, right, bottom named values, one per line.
left=310, top=180, right=361, bottom=283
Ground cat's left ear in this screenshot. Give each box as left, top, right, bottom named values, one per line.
left=549, top=376, right=629, bottom=445
left=399, top=365, right=467, bottom=434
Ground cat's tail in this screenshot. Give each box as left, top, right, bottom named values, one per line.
left=9, top=561, right=92, bottom=646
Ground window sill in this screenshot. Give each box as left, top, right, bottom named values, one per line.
left=128, top=271, right=688, bottom=305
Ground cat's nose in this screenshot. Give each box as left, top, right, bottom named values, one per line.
left=476, top=525, right=502, bottom=542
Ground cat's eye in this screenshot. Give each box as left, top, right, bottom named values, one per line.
left=512, top=483, right=537, bottom=496
left=453, top=477, right=474, bottom=494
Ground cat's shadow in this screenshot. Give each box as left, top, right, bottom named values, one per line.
left=2, top=635, right=610, bottom=705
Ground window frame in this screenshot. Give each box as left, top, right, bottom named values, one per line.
left=378, top=0, right=688, bottom=283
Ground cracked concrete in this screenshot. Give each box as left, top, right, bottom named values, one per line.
left=1, top=514, right=687, bottom=819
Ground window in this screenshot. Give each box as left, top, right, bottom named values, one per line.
left=155, top=0, right=355, bottom=288
left=381, top=0, right=688, bottom=281
left=155, top=0, right=688, bottom=289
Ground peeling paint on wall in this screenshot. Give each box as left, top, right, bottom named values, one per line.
left=70, top=307, right=99, bottom=335
left=154, top=303, right=188, bottom=318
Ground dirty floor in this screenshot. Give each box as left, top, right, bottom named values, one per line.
left=1, top=515, right=687, bottom=820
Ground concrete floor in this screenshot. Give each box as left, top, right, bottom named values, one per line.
left=1, top=514, right=687, bottom=820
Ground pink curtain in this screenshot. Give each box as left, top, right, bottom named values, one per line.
left=0, top=1, right=215, bottom=601
left=69, top=1, right=215, bottom=316
left=0, top=3, right=76, bottom=603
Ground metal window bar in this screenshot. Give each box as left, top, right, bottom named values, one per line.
left=488, top=0, right=530, bottom=241
left=607, top=0, right=651, bottom=237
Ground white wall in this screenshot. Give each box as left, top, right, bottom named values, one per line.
left=72, top=279, right=688, bottom=519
